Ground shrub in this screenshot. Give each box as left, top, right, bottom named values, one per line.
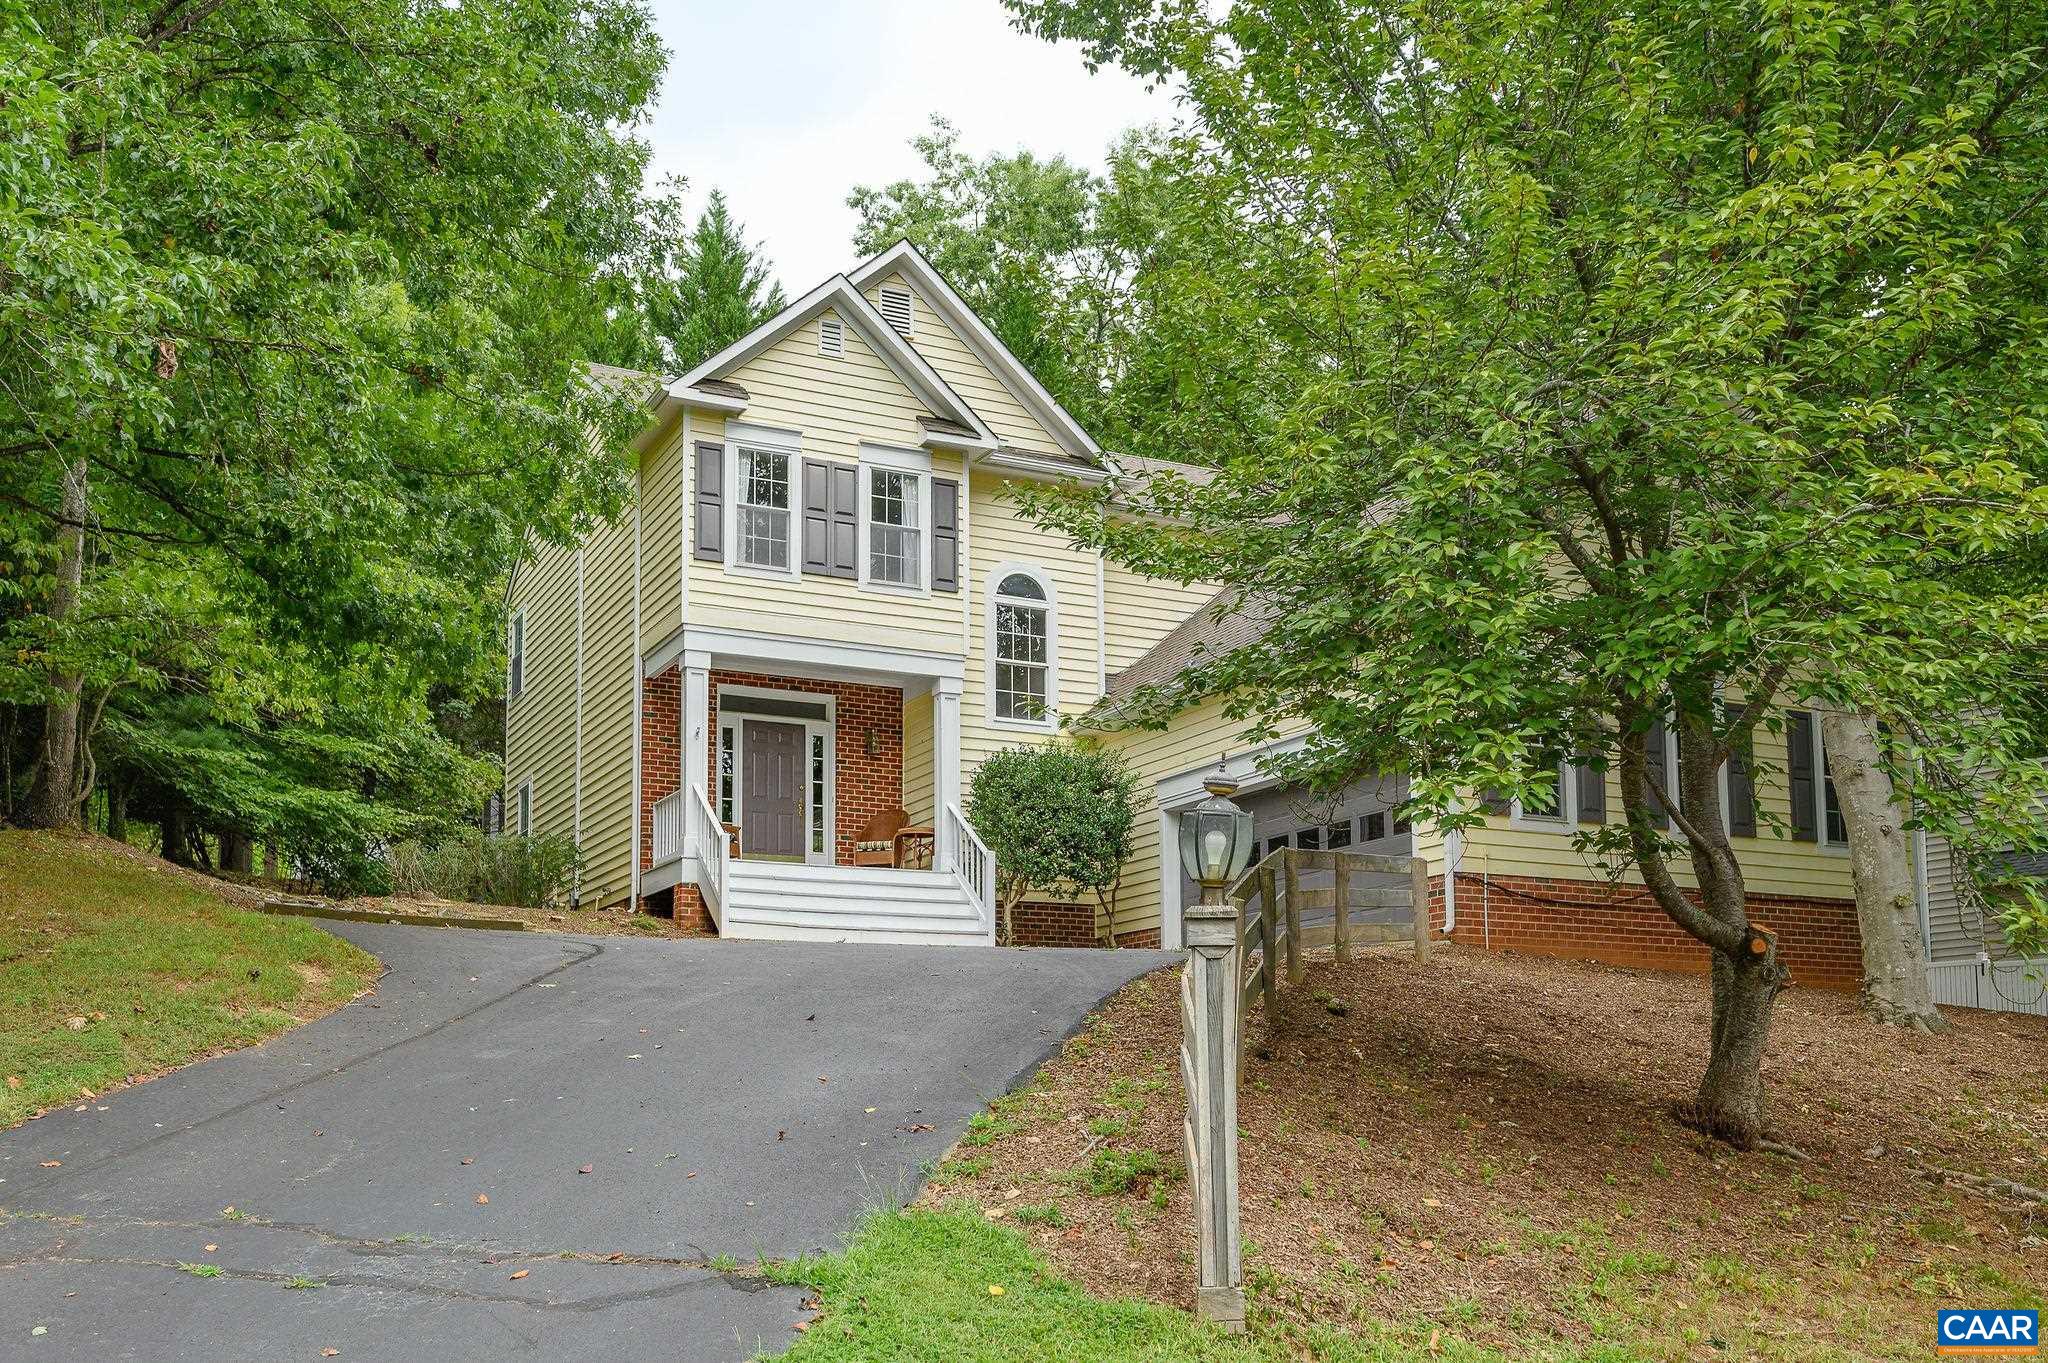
left=966, top=739, right=1141, bottom=945
left=385, top=829, right=581, bottom=907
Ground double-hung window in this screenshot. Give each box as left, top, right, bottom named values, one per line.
left=736, top=445, right=793, bottom=571
left=867, top=467, right=922, bottom=587
left=991, top=569, right=1054, bottom=724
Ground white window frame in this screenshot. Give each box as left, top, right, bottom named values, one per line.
left=857, top=444, right=931, bottom=596
left=1803, top=708, right=1851, bottom=853
left=878, top=283, right=914, bottom=337
left=986, top=561, right=1058, bottom=731
left=507, top=609, right=527, bottom=702
left=1508, top=755, right=1577, bottom=831
left=515, top=778, right=534, bottom=837
left=723, top=425, right=802, bottom=580
left=716, top=683, right=837, bottom=868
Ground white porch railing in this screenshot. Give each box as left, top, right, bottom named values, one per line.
left=651, top=790, right=684, bottom=864
left=942, top=803, right=996, bottom=941
left=686, top=783, right=728, bottom=928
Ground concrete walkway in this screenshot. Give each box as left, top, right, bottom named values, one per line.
left=0, top=923, right=1171, bottom=1361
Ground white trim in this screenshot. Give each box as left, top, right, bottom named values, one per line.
left=976, top=447, right=1111, bottom=485
left=515, top=777, right=535, bottom=838
left=850, top=241, right=1100, bottom=461
left=668, top=273, right=994, bottom=444
left=1507, top=756, right=1576, bottom=833
left=506, top=608, right=527, bottom=703
left=986, top=561, right=1059, bottom=731
left=629, top=471, right=643, bottom=904
left=1802, top=708, right=1852, bottom=855
left=678, top=410, right=692, bottom=623
left=680, top=386, right=747, bottom=414
left=818, top=313, right=845, bottom=356
left=878, top=281, right=914, bottom=337
left=661, top=624, right=964, bottom=685
left=720, top=682, right=838, bottom=868
left=726, top=434, right=802, bottom=580
left=857, top=446, right=932, bottom=597
left=1093, top=553, right=1107, bottom=700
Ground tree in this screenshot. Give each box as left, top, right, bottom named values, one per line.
left=645, top=189, right=788, bottom=374
left=1008, top=0, right=2048, bottom=1146
left=966, top=741, right=1143, bottom=945
left=1, top=1, right=665, bottom=830
left=1823, top=711, right=1949, bottom=1032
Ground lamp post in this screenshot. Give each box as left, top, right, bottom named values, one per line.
left=1177, top=759, right=1253, bottom=1332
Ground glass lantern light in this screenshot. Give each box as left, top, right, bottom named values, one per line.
left=1179, top=759, right=1255, bottom=892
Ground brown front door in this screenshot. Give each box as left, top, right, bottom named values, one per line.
left=742, top=721, right=806, bottom=860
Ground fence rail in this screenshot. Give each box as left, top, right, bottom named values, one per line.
left=685, top=784, right=728, bottom=930
left=650, top=790, right=684, bottom=865
left=942, top=803, right=996, bottom=941
left=1228, top=847, right=1430, bottom=1062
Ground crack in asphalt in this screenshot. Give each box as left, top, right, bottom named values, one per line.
left=14, top=937, right=606, bottom=1194
left=1, top=1251, right=783, bottom=1313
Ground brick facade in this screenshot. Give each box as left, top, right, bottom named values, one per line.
left=1443, top=872, right=1862, bottom=990
left=637, top=667, right=907, bottom=888
left=1011, top=900, right=1160, bottom=949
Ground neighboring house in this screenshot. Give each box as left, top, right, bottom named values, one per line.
left=507, top=237, right=1899, bottom=994
left=1918, top=835, right=2048, bottom=1017
left=505, top=241, right=1215, bottom=945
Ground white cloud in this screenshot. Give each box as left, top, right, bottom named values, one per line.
left=638, top=0, right=1171, bottom=291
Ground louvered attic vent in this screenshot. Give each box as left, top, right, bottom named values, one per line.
left=879, top=284, right=914, bottom=337
left=818, top=314, right=845, bottom=356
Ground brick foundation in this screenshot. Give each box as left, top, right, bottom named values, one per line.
left=1445, top=872, right=1861, bottom=990
left=637, top=666, right=682, bottom=876
left=1009, top=900, right=1160, bottom=949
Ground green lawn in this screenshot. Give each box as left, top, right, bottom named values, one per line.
left=763, top=1207, right=1641, bottom=1363
left=0, top=830, right=377, bottom=1126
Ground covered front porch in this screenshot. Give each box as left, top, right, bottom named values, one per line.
left=637, top=627, right=992, bottom=943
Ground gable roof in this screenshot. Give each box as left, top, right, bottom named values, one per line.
left=848, top=240, right=1104, bottom=465
left=1103, top=589, right=1279, bottom=706
left=667, top=273, right=994, bottom=443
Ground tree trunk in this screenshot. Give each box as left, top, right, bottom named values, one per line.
left=161, top=806, right=193, bottom=867
left=219, top=829, right=254, bottom=875
left=1685, top=947, right=1788, bottom=1147
left=264, top=843, right=280, bottom=880
left=24, top=456, right=89, bottom=829
left=1821, top=710, right=1949, bottom=1033
left=105, top=783, right=127, bottom=842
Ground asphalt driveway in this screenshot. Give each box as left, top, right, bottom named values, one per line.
left=0, top=922, right=1171, bottom=1362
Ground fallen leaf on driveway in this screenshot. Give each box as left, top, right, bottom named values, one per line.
left=685, top=1170, right=698, bottom=1178
left=897, top=1123, right=934, bottom=1133
left=607, top=1252, right=624, bottom=1262
left=475, top=1194, right=489, bottom=1204
left=578, top=1165, right=593, bottom=1175
left=460, top=1157, right=473, bottom=1165
left=323, top=1350, right=340, bottom=1357
left=39, top=1161, right=59, bottom=1168
left=204, top=1245, right=216, bottom=1253
left=508, top=1270, right=528, bottom=1280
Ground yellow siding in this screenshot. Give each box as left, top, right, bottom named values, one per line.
left=504, top=535, right=580, bottom=846
left=1101, top=561, right=1219, bottom=676
left=866, top=273, right=1068, bottom=455
left=1459, top=714, right=1854, bottom=900
left=574, top=504, right=639, bottom=907
left=680, top=319, right=967, bottom=655
left=902, top=692, right=935, bottom=824
left=959, top=475, right=1103, bottom=786
left=640, top=418, right=686, bottom=647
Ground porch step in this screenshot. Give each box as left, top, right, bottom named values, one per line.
left=721, top=861, right=991, bottom=946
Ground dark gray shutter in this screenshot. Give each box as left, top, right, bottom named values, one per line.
left=802, top=460, right=858, bottom=578
left=1644, top=719, right=1671, bottom=829
left=1728, top=737, right=1758, bottom=837
left=801, top=459, right=832, bottom=574
left=829, top=463, right=858, bottom=576
left=1788, top=709, right=1818, bottom=841
left=1479, top=788, right=1510, bottom=814
left=693, top=443, right=724, bottom=560
left=931, top=477, right=959, bottom=592
left=1574, top=756, right=1605, bottom=823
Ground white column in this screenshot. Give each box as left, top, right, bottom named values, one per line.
left=683, top=650, right=711, bottom=805
left=933, top=675, right=963, bottom=873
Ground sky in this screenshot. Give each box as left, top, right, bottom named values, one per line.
left=639, top=0, right=1172, bottom=293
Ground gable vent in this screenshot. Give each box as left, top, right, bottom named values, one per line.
left=818, top=314, right=845, bottom=357
left=878, top=284, right=914, bottom=337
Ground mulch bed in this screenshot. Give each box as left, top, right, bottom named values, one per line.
left=921, top=941, right=2048, bottom=1355
left=342, top=894, right=714, bottom=939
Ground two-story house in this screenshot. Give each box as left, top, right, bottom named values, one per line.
left=509, top=239, right=1883, bottom=993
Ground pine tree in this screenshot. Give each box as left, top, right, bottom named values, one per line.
left=650, top=191, right=788, bottom=373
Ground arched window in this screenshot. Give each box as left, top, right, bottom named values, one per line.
left=990, top=566, right=1056, bottom=726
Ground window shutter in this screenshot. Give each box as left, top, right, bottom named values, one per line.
left=931, top=477, right=959, bottom=591
left=693, top=443, right=724, bottom=561
left=1728, top=737, right=1758, bottom=837
left=1787, top=709, right=1818, bottom=841
left=829, top=463, right=858, bottom=577
left=801, top=459, right=832, bottom=574
left=1479, top=789, right=1511, bottom=814
left=1644, top=719, right=1671, bottom=829
left=1573, top=756, right=1605, bottom=823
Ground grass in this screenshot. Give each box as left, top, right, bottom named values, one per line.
left=763, top=1208, right=1651, bottom=1363
left=0, top=830, right=378, bottom=1126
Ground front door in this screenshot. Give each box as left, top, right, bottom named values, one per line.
left=741, top=721, right=806, bottom=860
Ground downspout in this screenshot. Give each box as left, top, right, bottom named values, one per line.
left=1441, top=826, right=1460, bottom=935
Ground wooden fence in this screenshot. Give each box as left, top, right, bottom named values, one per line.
left=1229, top=848, right=1430, bottom=1050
